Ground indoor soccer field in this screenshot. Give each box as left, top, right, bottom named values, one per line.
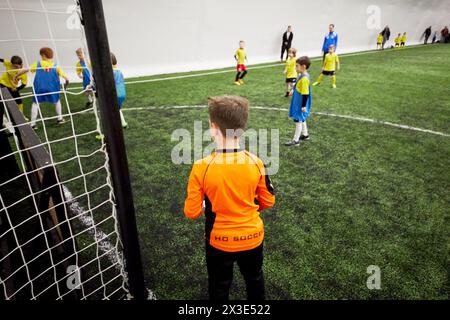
left=25, top=43, right=450, bottom=300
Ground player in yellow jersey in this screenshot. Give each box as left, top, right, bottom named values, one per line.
left=313, top=44, right=340, bottom=89
left=395, top=33, right=401, bottom=48
left=377, top=33, right=383, bottom=50
left=401, top=32, right=407, bottom=47
left=283, top=48, right=298, bottom=97
left=0, top=55, right=28, bottom=119
left=234, top=41, right=247, bottom=85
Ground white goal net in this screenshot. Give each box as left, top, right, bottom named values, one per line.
left=0, top=0, right=135, bottom=300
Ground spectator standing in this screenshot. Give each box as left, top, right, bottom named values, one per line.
left=281, top=26, right=294, bottom=61
left=321, top=24, right=338, bottom=60
left=381, top=25, right=391, bottom=49
left=423, top=26, right=432, bottom=44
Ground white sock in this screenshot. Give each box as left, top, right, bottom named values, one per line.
left=119, top=110, right=127, bottom=126
left=31, top=102, right=39, bottom=126
left=55, top=100, right=62, bottom=120
left=293, top=122, right=302, bottom=142
left=86, top=92, right=93, bottom=103
left=301, top=122, right=308, bottom=137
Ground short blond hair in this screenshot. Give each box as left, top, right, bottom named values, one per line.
left=288, top=48, right=297, bottom=56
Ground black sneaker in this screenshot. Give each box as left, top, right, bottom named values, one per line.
left=284, top=92, right=289, bottom=98
left=300, top=135, right=310, bottom=141
left=285, top=140, right=300, bottom=147
left=85, top=101, right=93, bottom=108
left=31, top=124, right=38, bottom=130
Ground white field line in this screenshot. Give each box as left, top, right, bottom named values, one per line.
left=63, top=185, right=121, bottom=268
left=313, top=112, right=450, bottom=138
left=62, top=185, right=157, bottom=300
left=19, top=45, right=425, bottom=93
left=122, top=105, right=450, bottom=138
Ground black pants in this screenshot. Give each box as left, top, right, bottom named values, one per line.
left=206, top=242, right=265, bottom=301
left=281, top=44, right=291, bottom=60
left=0, top=84, right=22, bottom=128
left=382, top=36, right=388, bottom=49
left=0, top=84, right=22, bottom=105
left=235, top=70, right=247, bottom=82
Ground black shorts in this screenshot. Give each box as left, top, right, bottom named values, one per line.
left=0, top=84, right=22, bottom=104
left=322, top=70, right=336, bottom=76
left=285, top=78, right=297, bottom=84
left=401, top=42, right=405, bottom=46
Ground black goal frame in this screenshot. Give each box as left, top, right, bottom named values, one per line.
left=78, top=0, right=146, bottom=300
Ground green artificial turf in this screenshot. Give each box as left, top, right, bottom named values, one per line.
left=8, top=44, right=450, bottom=299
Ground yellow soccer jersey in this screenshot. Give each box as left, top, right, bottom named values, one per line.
left=401, top=35, right=407, bottom=43
left=296, top=75, right=310, bottom=95
left=0, top=59, right=28, bottom=89
left=323, top=53, right=339, bottom=72
left=30, top=60, right=67, bottom=78
left=285, top=57, right=297, bottom=79
left=76, top=60, right=92, bottom=77
left=395, top=37, right=401, bottom=44
left=377, top=35, right=383, bottom=44
left=235, top=48, right=246, bottom=65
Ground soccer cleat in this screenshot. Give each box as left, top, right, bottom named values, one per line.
left=234, top=81, right=241, bottom=86
left=85, top=101, right=94, bottom=108
left=332, top=84, right=337, bottom=89
left=300, top=135, right=310, bottom=141
left=122, top=123, right=129, bottom=129
left=57, top=119, right=66, bottom=125
left=95, top=134, right=104, bottom=141
left=313, top=82, right=320, bottom=86
left=239, top=79, right=245, bottom=85
left=284, top=92, right=289, bottom=98
left=31, top=124, right=38, bottom=130
left=284, top=140, right=300, bottom=147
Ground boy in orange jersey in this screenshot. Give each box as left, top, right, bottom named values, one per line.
left=184, top=95, right=275, bottom=301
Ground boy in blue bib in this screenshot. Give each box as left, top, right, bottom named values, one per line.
left=14, top=47, right=69, bottom=129
left=75, top=48, right=94, bottom=108
left=285, top=56, right=312, bottom=147
left=111, top=52, right=127, bottom=129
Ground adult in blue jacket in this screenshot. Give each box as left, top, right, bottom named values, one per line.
left=322, top=24, right=338, bottom=60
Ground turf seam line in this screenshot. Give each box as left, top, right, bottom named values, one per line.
left=122, top=105, right=450, bottom=138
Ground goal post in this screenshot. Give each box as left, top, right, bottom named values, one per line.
left=78, top=0, right=146, bottom=300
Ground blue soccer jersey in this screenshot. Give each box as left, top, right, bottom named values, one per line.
left=113, top=68, right=126, bottom=108
left=322, top=31, right=339, bottom=52
left=79, top=59, right=92, bottom=89
left=33, top=61, right=60, bottom=104
left=289, top=73, right=312, bottom=122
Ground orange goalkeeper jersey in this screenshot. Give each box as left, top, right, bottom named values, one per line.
left=184, top=149, right=275, bottom=252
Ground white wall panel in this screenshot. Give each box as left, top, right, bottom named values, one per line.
left=1, top=0, right=449, bottom=81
